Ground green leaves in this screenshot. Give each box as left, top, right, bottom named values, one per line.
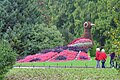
left=5, top=68, right=120, bottom=80
left=4, top=23, right=64, bottom=56
left=0, top=40, right=17, bottom=80
left=0, top=0, right=52, bottom=56
left=0, top=0, right=120, bottom=58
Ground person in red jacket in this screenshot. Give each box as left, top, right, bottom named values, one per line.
left=99, top=49, right=107, bottom=68
left=95, top=48, right=101, bottom=68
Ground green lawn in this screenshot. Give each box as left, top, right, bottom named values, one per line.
left=5, top=68, right=120, bottom=80
left=14, top=57, right=110, bottom=67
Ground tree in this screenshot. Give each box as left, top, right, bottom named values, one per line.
left=95, top=0, right=120, bottom=50
left=104, top=0, right=120, bottom=67
left=0, top=0, right=50, bottom=39
left=0, top=0, right=39, bottom=32
left=93, top=0, right=120, bottom=47
left=47, top=0, right=120, bottom=54
left=0, top=0, right=56, bottom=56
left=48, top=0, right=98, bottom=44
left=48, top=0, right=76, bottom=44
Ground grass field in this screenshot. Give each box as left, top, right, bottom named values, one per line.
left=5, top=57, right=120, bottom=80
left=5, top=68, right=120, bottom=80
left=14, top=57, right=110, bottom=67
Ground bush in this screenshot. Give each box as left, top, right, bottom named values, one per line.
left=115, top=53, right=120, bottom=70
left=0, top=40, right=17, bottom=80
left=89, top=44, right=97, bottom=57
left=4, top=23, right=65, bottom=56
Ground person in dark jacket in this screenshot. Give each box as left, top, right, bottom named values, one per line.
left=99, top=49, right=107, bottom=68
left=109, top=52, right=115, bottom=68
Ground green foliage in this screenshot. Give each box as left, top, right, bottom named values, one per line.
left=5, top=68, right=120, bottom=80
left=0, top=40, right=17, bottom=80
left=106, top=27, right=120, bottom=68
left=0, top=0, right=49, bottom=32
left=48, top=0, right=120, bottom=50
left=94, top=0, right=120, bottom=48
left=0, top=0, right=120, bottom=59
left=48, top=0, right=76, bottom=44
left=48, top=0, right=98, bottom=44
left=0, top=0, right=60, bottom=56
left=89, top=44, right=97, bottom=57
left=102, top=0, right=120, bottom=66
left=4, top=23, right=64, bottom=56
left=59, top=28, right=75, bottom=45
left=0, top=0, right=50, bottom=40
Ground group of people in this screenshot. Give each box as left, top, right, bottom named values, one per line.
left=95, top=48, right=120, bottom=68
left=95, top=48, right=107, bottom=68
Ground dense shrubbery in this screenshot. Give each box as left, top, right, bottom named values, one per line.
left=1, top=0, right=119, bottom=58
left=4, top=23, right=64, bottom=56
left=0, top=0, right=53, bottom=56
left=0, top=40, right=17, bottom=80
left=0, top=0, right=49, bottom=32
left=89, top=44, right=97, bottom=57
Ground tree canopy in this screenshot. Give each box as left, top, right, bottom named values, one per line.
left=0, top=0, right=120, bottom=55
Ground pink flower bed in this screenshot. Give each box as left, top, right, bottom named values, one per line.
left=77, top=52, right=90, bottom=60
left=17, top=50, right=90, bottom=62
left=49, top=50, right=78, bottom=62
left=18, top=52, right=58, bottom=62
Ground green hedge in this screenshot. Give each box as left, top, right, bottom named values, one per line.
left=0, top=40, right=17, bottom=80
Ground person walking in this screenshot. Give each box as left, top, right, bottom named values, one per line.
left=99, top=49, right=107, bottom=68
left=95, top=48, right=101, bottom=68
left=109, top=52, right=115, bottom=68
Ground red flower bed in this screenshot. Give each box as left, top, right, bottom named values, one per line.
left=77, top=52, right=90, bottom=60
left=18, top=52, right=58, bottom=62
left=49, top=50, right=78, bottom=62
left=18, top=50, right=90, bottom=62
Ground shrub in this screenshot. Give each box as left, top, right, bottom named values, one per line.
left=4, top=23, right=65, bottom=56
left=115, top=52, right=120, bottom=70
left=89, top=44, right=97, bottom=57
left=0, top=40, right=17, bottom=80
left=0, top=0, right=51, bottom=57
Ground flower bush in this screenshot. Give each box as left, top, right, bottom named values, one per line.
left=77, top=52, right=90, bottom=60
left=18, top=46, right=91, bottom=62
left=18, top=52, right=58, bottom=62
left=55, top=55, right=67, bottom=60
left=49, top=50, right=78, bottom=62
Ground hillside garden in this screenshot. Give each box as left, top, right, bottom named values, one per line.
left=0, top=0, right=120, bottom=80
